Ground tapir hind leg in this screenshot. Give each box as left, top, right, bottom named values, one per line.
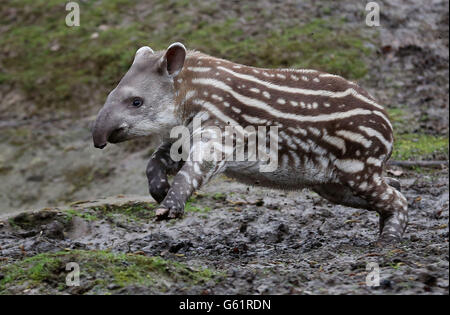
left=313, top=176, right=408, bottom=241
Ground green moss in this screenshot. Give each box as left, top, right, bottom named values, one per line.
left=173, top=17, right=371, bottom=79
left=91, top=202, right=157, bottom=221
left=185, top=197, right=211, bottom=213
left=64, top=209, right=98, bottom=222
left=392, top=133, right=449, bottom=160
left=8, top=210, right=60, bottom=229
left=7, top=217, right=19, bottom=228
left=63, top=203, right=158, bottom=226
left=185, top=202, right=211, bottom=214
left=0, top=1, right=373, bottom=114
left=0, top=250, right=218, bottom=294
left=0, top=253, right=62, bottom=290
left=0, top=0, right=142, bottom=114
left=387, top=107, right=449, bottom=160
left=212, top=192, right=226, bottom=201
left=387, top=107, right=408, bottom=131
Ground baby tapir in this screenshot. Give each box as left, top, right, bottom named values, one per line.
left=92, top=42, right=408, bottom=242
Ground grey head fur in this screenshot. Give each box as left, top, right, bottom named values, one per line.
left=92, top=42, right=186, bottom=149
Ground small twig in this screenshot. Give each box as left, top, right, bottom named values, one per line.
left=388, top=160, right=449, bottom=168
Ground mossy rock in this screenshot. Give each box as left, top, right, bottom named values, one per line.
left=0, top=250, right=218, bottom=294
left=90, top=201, right=158, bottom=221
left=9, top=210, right=59, bottom=229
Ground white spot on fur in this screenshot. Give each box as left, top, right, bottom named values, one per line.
left=359, top=181, right=368, bottom=190
left=334, top=159, right=365, bottom=173
left=367, top=157, right=382, bottom=166
left=231, top=106, right=241, bottom=114
left=187, top=66, right=211, bottom=72
left=241, top=115, right=267, bottom=124
left=211, top=94, right=223, bottom=101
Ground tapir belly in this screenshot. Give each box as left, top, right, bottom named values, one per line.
left=224, top=159, right=333, bottom=190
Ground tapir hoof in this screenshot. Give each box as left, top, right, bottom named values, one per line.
left=155, top=206, right=184, bottom=221
left=373, top=234, right=401, bottom=247
left=155, top=207, right=170, bottom=220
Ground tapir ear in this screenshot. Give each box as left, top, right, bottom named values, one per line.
left=161, top=42, right=186, bottom=77
left=136, top=46, right=154, bottom=57
left=133, top=46, right=154, bottom=65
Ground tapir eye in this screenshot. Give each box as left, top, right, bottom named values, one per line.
left=131, top=98, right=143, bottom=107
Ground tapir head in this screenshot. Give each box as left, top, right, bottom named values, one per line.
left=92, top=42, right=187, bottom=149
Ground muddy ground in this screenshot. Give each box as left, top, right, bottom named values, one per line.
left=0, top=0, right=448, bottom=295
left=0, top=169, right=448, bottom=294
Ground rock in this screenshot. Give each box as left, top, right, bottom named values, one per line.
left=418, top=272, right=438, bottom=287
left=256, top=284, right=269, bottom=294
left=380, top=279, right=393, bottom=289
left=107, top=283, right=121, bottom=290
left=44, top=221, right=65, bottom=240
left=169, top=240, right=192, bottom=253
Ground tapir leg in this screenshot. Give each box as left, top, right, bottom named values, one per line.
left=313, top=176, right=408, bottom=242
left=154, top=128, right=227, bottom=220
left=146, top=141, right=183, bottom=203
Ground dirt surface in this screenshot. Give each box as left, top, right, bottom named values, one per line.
left=0, top=0, right=448, bottom=295
left=0, top=170, right=448, bottom=294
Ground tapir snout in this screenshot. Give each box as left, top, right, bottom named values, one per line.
left=92, top=106, right=125, bottom=149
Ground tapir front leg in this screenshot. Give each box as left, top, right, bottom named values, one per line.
left=146, top=141, right=183, bottom=203
left=155, top=158, right=226, bottom=220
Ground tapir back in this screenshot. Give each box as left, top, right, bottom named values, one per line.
left=174, top=52, right=394, bottom=185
